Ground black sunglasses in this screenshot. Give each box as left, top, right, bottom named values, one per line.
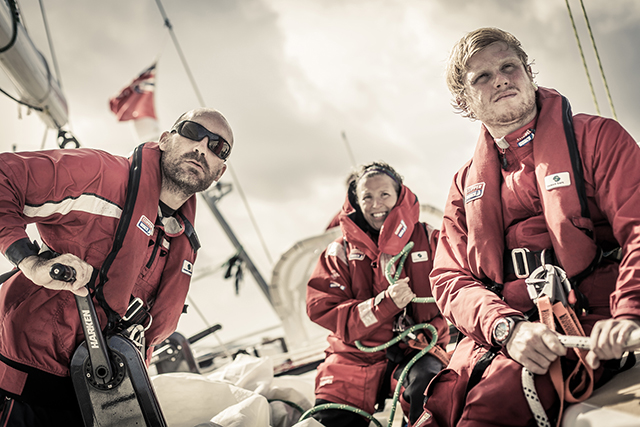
left=173, top=120, right=231, bottom=160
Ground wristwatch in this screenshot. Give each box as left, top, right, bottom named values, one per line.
left=492, top=316, right=525, bottom=347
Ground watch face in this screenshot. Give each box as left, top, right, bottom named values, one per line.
left=495, top=323, right=507, bottom=340
left=494, top=319, right=511, bottom=343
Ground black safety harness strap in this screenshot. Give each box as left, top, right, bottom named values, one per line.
left=94, top=143, right=144, bottom=333
left=466, top=346, right=501, bottom=394
left=93, top=144, right=201, bottom=334
left=561, top=97, right=590, bottom=222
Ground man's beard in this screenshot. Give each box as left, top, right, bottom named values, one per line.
left=161, top=152, right=218, bottom=197
left=478, top=91, right=537, bottom=129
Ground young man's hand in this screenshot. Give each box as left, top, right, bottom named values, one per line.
left=506, top=322, right=566, bottom=374
left=586, top=318, right=640, bottom=369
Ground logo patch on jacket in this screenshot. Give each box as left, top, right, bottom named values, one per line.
left=411, top=251, right=429, bottom=263
left=181, top=260, right=193, bottom=276
left=517, top=129, right=535, bottom=147
left=544, top=172, right=571, bottom=190
left=395, top=219, right=407, bottom=238
left=465, top=182, right=485, bottom=204
left=349, top=249, right=365, bottom=261
left=137, top=215, right=154, bottom=236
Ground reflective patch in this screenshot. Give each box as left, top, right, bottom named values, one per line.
left=465, top=182, right=485, bottom=204
left=318, top=375, right=334, bottom=387
left=411, top=251, right=429, bottom=263
left=24, top=194, right=122, bottom=219
left=357, top=299, right=378, bottom=327
left=181, top=260, right=193, bottom=276
left=326, top=242, right=348, bottom=265
left=414, top=411, right=432, bottom=427
left=349, top=249, right=365, bottom=261
left=394, top=219, right=407, bottom=238
left=544, top=172, right=571, bottom=190
left=137, top=215, right=154, bottom=236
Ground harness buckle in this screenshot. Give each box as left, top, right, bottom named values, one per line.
left=122, top=297, right=144, bottom=322
left=511, top=248, right=531, bottom=279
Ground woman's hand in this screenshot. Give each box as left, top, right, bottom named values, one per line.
left=388, top=277, right=416, bottom=309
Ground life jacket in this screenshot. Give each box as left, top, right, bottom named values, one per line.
left=464, top=87, right=598, bottom=286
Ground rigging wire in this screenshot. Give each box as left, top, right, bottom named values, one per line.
left=227, top=166, right=274, bottom=265
left=154, top=0, right=205, bottom=107
left=563, top=0, right=600, bottom=115
left=576, top=0, right=617, bottom=120
left=39, top=126, right=47, bottom=149
left=341, top=131, right=357, bottom=169
left=153, top=0, right=274, bottom=266
left=186, top=294, right=233, bottom=359
left=37, top=0, right=62, bottom=90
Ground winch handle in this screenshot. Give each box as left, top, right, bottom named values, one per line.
left=50, top=263, right=113, bottom=385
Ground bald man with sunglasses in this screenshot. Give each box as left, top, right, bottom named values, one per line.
left=0, top=108, right=232, bottom=426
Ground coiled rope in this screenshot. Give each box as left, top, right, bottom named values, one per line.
left=300, top=241, right=439, bottom=426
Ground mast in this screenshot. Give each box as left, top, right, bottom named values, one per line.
left=200, top=183, right=272, bottom=304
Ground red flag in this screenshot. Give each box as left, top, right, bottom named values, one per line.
left=109, top=64, right=157, bottom=121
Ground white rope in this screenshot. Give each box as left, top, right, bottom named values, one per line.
left=522, top=368, right=551, bottom=427
left=522, top=327, right=640, bottom=427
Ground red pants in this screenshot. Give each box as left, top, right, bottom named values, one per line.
left=417, top=338, right=559, bottom=427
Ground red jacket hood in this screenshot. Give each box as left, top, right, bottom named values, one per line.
left=338, top=184, right=420, bottom=259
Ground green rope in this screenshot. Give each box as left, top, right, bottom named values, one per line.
left=384, top=241, right=415, bottom=285
left=387, top=344, right=433, bottom=426
left=412, top=297, right=436, bottom=304
left=563, top=0, right=600, bottom=115
left=298, top=403, right=383, bottom=427
left=577, top=0, right=617, bottom=120
left=302, top=241, right=439, bottom=426
left=355, top=323, right=437, bottom=353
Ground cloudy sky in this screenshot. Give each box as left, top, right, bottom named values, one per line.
left=1, top=0, right=639, bottom=345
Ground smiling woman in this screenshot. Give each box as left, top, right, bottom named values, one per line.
left=306, top=160, right=450, bottom=426
left=354, top=164, right=402, bottom=232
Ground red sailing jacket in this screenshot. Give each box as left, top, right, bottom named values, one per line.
left=431, top=86, right=640, bottom=352
left=307, top=184, right=449, bottom=412
left=419, top=87, right=640, bottom=427
left=0, top=143, right=197, bottom=391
